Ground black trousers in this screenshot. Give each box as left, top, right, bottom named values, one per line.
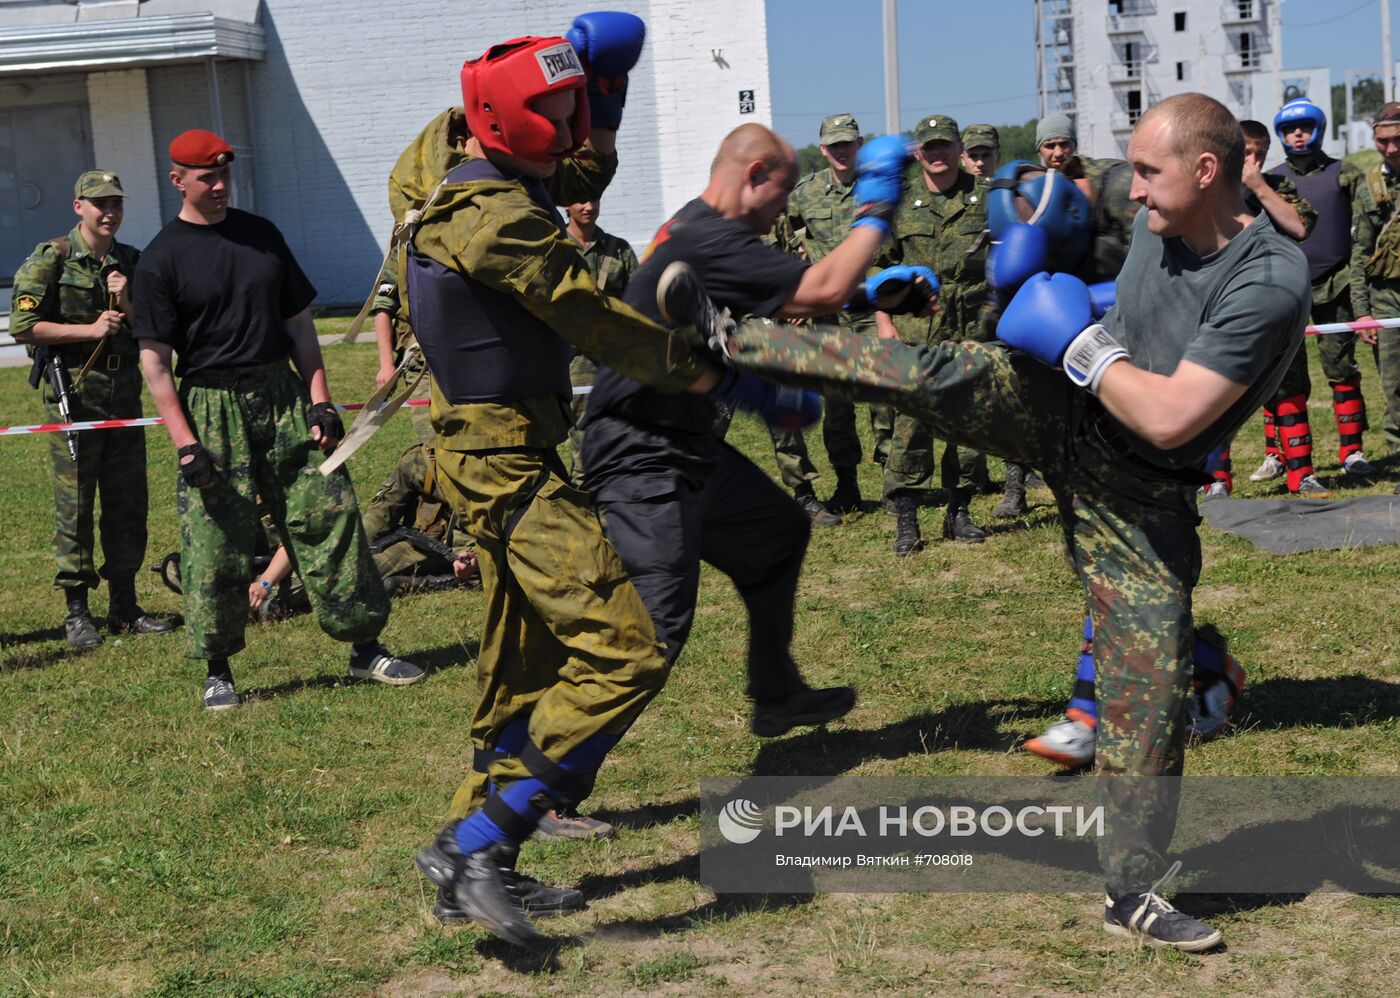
left=591, top=440, right=809, bottom=702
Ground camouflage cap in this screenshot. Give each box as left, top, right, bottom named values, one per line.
left=819, top=113, right=861, bottom=144
left=961, top=124, right=1000, bottom=150
left=914, top=114, right=961, bottom=145
left=1373, top=102, right=1400, bottom=128
left=74, top=170, right=124, bottom=200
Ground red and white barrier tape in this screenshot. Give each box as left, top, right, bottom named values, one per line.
left=1, top=387, right=592, bottom=437
left=1306, top=317, right=1400, bottom=336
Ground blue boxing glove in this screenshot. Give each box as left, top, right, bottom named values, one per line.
left=997, top=272, right=1130, bottom=394
left=852, top=135, right=910, bottom=233
left=566, top=11, right=646, bottom=129
left=714, top=371, right=822, bottom=431
left=987, top=223, right=1050, bottom=295
left=847, top=265, right=939, bottom=314
left=1088, top=280, right=1116, bottom=319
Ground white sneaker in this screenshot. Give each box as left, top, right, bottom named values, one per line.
left=1024, top=710, right=1096, bottom=768
left=1249, top=453, right=1285, bottom=482
left=1200, top=481, right=1229, bottom=500
left=1343, top=451, right=1376, bottom=477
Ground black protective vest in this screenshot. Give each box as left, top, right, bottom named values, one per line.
left=1275, top=157, right=1350, bottom=282
left=408, top=159, right=572, bottom=404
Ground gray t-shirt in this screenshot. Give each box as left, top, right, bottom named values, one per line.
left=1103, top=209, right=1310, bottom=468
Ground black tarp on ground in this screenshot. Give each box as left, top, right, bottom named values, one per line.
left=1200, top=495, right=1400, bottom=555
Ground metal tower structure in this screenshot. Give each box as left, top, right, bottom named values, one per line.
left=1035, top=0, right=1077, bottom=119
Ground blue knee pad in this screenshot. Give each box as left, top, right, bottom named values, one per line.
left=1067, top=615, right=1097, bottom=719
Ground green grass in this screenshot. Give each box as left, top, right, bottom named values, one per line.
left=1, top=330, right=1397, bottom=996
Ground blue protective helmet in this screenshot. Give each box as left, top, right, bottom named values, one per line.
left=986, top=160, right=1092, bottom=272
left=1274, top=98, right=1326, bottom=154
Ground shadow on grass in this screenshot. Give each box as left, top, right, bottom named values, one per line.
left=1237, top=674, right=1400, bottom=730
left=241, top=641, right=478, bottom=701
left=752, top=698, right=1064, bottom=778
left=594, top=797, right=702, bottom=831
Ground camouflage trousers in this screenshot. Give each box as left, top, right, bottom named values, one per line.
left=177, top=362, right=389, bottom=660
left=434, top=446, right=669, bottom=820
left=883, top=410, right=987, bottom=499
left=42, top=362, right=147, bottom=590
left=723, top=319, right=1204, bottom=892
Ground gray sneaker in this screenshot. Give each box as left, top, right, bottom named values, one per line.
left=1249, top=453, right=1285, bottom=482
left=202, top=676, right=241, bottom=711
left=1293, top=473, right=1331, bottom=497
left=347, top=643, right=425, bottom=686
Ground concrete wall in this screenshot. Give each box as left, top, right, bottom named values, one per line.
left=86, top=69, right=162, bottom=247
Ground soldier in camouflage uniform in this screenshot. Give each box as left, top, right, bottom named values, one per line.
left=781, top=112, right=896, bottom=513
left=1349, top=102, right=1400, bottom=488
left=563, top=195, right=637, bottom=483
left=879, top=114, right=991, bottom=553
left=10, top=171, right=176, bottom=651
left=678, top=94, right=1307, bottom=952
left=960, top=123, right=1000, bottom=178
left=136, top=129, right=423, bottom=711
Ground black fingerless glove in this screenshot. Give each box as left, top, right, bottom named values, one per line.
left=309, top=401, right=344, bottom=442
left=178, top=442, right=216, bottom=488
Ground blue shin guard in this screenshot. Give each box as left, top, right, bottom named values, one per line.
left=1067, top=615, right=1097, bottom=720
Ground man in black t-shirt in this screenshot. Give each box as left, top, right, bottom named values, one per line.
left=583, top=123, right=922, bottom=735
left=136, top=129, right=423, bottom=711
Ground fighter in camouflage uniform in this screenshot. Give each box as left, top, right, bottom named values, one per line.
left=879, top=114, right=991, bottom=553
left=669, top=94, right=1308, bottom=952
left=563, top=196, right=637, bottom=483
left=136, top=130, right=423, bottom=711
left=400, top=19, right=723, bottom=946
left=9, top=171, right=176, bottom=650
left=1348, top=101, right=1400, bottom=484
left=780, top=112, right=896, bottom=513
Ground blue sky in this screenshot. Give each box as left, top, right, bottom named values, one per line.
left=765, top=0, right=1395, bottom=147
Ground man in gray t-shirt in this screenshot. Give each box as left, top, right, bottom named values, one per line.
left=670, top=93, right=1308, bottom=953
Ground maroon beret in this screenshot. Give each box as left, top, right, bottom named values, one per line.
left=169, top=129, right=235, bottom=169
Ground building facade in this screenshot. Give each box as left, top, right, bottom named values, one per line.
left=0, top=0, right=773, bottom=305
left=1035, top=0, right=1333, bottom=160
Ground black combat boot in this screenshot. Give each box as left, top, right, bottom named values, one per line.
left=892, top=491, right=923, bottom=555
left=794, top=484, right=841, bottom=527
left=993, top=462, right=1029, bottom=519
left=826, top=465, right=862, bottom=514
left=64, top=588, right=104, bottom=652
left=107, top=576, right=177, bottom=635
left=943, top=489, right=987, bottom=543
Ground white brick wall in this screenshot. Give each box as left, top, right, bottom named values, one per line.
left=239, top=0, right=772, bottom=303
left=86, top=69, right=162, bottom=248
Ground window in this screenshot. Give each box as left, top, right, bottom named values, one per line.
left=1240, top=32, right=1256, bottom=68
left=1176, top=61, right=1186, bottom=81
left=1174, top=11, right=1186, bottom=31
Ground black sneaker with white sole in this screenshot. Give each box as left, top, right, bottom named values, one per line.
left=347, top=643, right=424, bottom=685
left=202, top=676, right=241, bottom=711
left=656, top=261, right=737, bottom=357
left=751, top=685, right=857, bottom=737
left=1104, top=867, right=1223, bottom=952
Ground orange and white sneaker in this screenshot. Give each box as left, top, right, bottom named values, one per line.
left=1024, top=708, right=1096, bottom=768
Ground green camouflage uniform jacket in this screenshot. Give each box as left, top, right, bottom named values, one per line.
left=10, top=226, right=140, bottom=362
left=883, top=169, right=991, bottom=344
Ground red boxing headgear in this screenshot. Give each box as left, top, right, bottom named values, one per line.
left=461, top=36, right=589, bottom=164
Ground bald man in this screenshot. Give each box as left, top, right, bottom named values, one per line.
left=581, top=122, right=917, bottom=736
left=667, top=95, right=1309, bottom=951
